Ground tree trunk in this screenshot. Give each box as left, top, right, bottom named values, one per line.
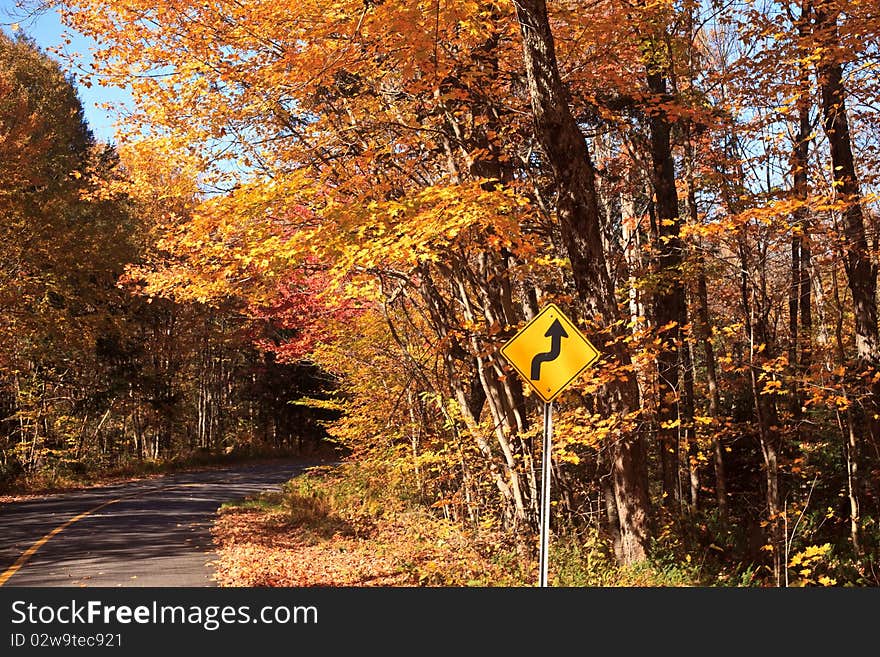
left=684, top=134, right=723, bottom=518
left=457, top=276, right=528, bottom=524
left=646, top=69, right=688, bottom=512
left=789, top=1, right=813, bottom=420
left=512, top=0, right=650, bottom=564
left=695, top=260, right=728, bottom=523
left=740, top=234, right=784, bottom=585
left=816, top=3, right=880, bottom=453
left=417, top=267, right=520, bottom=523
left=830, top=265, right=863, bottom=554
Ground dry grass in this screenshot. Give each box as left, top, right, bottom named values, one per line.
left=210, top=470, right=530, bottom=587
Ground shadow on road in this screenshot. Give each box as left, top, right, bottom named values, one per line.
left=0, top=461, right=325, bottom=586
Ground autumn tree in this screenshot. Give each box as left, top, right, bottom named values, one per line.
left=40, top=0, right=880, bottom=584
left=0, top=29, right=129, bottom=477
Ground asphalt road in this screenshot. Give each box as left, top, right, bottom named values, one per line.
left=0, top=461, right=320, bottom=587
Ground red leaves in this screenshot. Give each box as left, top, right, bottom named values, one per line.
left=249, top=261, right=364, bottom=362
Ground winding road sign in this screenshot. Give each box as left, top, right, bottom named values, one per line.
left=500, top=303, right=601, bottom=403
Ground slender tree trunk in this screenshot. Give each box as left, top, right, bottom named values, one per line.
left=646, top=69, right=688, bottom=513
left=722, top=127, right=782, bottom=580
left=684, top=134, right=722, bottom=518
left=830, top=264, right=863, bottom=554
left=789, top=229, right=804, bottom=418
left=790, top=1, right=813, bottom=420
left=417, top=267, right=519, bottom=522
left=456, top=276, right=528, bottom=524
left=406, top=390, right=424, bottom=498
left=695, top=261, right=728, bottom=523
left=512, top=0, right=650, bottom=564
left=740, top=234, right=784, bottom=585
left=681, top=331, right=699, bottom=511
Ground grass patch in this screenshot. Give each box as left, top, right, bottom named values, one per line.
left=220, top=491, right=285, bottom=513
left=211, top=460, right=530, bottom=587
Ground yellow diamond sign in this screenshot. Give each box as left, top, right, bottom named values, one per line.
left=500, top=303, right=601, bottom=403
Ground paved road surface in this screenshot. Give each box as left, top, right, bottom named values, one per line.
left=0, top=461, right=320, bottom=587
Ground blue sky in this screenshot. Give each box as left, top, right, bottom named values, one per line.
left=0, top=2, right=133, bottom=144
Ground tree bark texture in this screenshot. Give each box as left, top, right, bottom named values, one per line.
left=511, top=0, right=651, bottom=563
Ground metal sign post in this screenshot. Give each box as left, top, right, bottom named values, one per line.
left=539, top=401, right=553, bottom=587
left=499, top=303, right=602, bottom=588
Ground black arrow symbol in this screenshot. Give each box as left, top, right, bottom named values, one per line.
left=530, top=318, right=568, bottom=380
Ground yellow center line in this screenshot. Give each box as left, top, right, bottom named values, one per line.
left=0, top=482, right=206, bottom=587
